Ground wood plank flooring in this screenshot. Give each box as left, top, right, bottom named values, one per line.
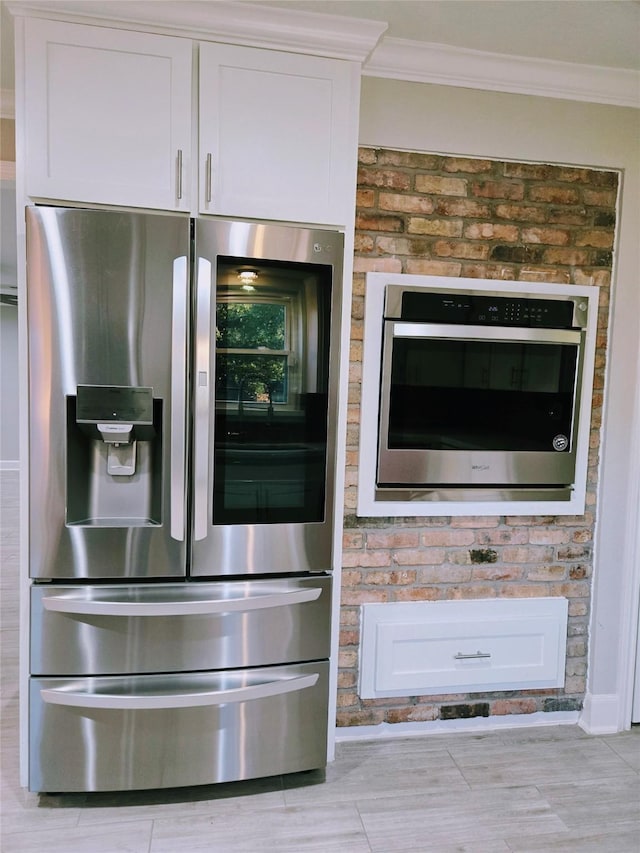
left=2, top=470, right=638, bottom=852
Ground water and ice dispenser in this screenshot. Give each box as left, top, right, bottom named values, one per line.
left=67, top=385, right=162, bottom=526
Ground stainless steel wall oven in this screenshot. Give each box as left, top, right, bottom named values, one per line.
left=369, top=279, right=599, bottom=506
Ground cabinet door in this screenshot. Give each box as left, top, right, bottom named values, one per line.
left=23, top=19, right=192, bottom=211
left=199, top=43, right=356, bottom=225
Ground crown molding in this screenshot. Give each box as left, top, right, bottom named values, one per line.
left=6, top=1, right=388, bottom=62
left=365, top=37, right=640, bottom=109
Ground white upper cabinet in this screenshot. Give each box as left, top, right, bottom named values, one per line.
left=23, top=19, right=192, bottom=212
left=199, top=43, right=357, bottom=225
left=20, top=17, right=361, bottom=224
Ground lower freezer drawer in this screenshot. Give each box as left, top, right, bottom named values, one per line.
left=29, top=662, right=328, bottom=793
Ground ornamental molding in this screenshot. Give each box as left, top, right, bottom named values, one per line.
left=365, top=37, right=640, bottom=109
left=7, top=1, right=639, bottom=107
left=6, top=0, right=388, bottom=62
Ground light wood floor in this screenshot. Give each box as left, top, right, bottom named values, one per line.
left=2, top=470, right=639, bottom=852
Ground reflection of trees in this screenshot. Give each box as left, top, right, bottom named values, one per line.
left=216, top=302, right=287, bottom=404
left=218, top=355, right=286, bottom=403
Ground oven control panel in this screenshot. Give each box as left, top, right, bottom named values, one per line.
left=395, top=290, right=581, bottom=329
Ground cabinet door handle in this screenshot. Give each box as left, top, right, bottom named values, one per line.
left=454, top=651, right=492, bottom=660
left=176, top=149, right=183, bottom=200
left=205, top=153, right=212, bottom=203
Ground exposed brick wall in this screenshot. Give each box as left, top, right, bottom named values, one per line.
left=339, top=147, right=618, bottom=727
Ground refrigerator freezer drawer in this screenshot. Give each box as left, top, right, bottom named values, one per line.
left=29, top=662, right=329, bottom=792
left=31, top=577, right=331, bottom=675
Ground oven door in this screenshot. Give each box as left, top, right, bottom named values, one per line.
left=378, top=322, right=584, bottom=488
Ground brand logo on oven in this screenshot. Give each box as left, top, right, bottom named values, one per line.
left=472, top=464, right=490, bottom=471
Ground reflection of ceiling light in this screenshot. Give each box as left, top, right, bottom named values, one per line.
left=241, top=284, right=256, bottom=292
left=237, top=269, right=259, bottom=284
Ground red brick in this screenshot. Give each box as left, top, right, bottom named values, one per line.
left=522, top=227, right=571, bottom=246
left=471, top=181, right=524, bottom=200
left=528, top=186, right=581, bottom=204
left=407, top=217, right=463, bottom=236
left=491, top=698, right=537, bottom=715
left=414, top=175, right=467, bottom=196
left=394, top=549, right=446, bottom=566
left=495, top=203, right=547, bottom=222
left=377, top=149, right=442, bottom=170
left=433, top=240, right=489, bottom=260
left=575, top=230, right=615, bottom=249
left=356, top=188, right=376, bottom=207
left=406, top=259, right=462, bottom=276
left=367, top=530, right=420, bottom=549
left=358, top=166, right=411, bottom=190
left=464, top=222, right=519, bottom=241
left=386, top=706, right=439, bottom=723
left=583, top=188, right=617, bottom=206
left=356, top=213, right=403, bottom=232
left=379, top=192, right=435, bottom=214
left=435, top=198, right=491, bottom=217
left=442, top=157, right=494, bottom=173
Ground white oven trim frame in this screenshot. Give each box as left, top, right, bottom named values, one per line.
left=356, top=273, right=600, bottom=517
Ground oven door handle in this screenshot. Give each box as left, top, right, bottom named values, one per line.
left=41, top=586, right=322, bottom=616
left=389, top=322, right=582, bottom=345
left=40, top=673, right=319, bottom=710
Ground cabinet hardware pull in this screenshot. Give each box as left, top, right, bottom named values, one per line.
left=454, top=651, right=492, bottom=660
left=205, top=153, right=212, bottom=203
left=176, top=149, right=183, bottom=200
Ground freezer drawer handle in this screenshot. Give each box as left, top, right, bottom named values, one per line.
left=41, top=586, right=322, bottom=616
left=40, top=673, right=319, bottom=710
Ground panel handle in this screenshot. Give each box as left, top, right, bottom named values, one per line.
left=42, top=586, right=322, bottom=617
left=454, top=651, right=492, bottom=660
left=194, top=257, right=212, bottom=541
left=205, top=153, right=212, bottom=203
left=176, top=149, right=183, bottom=200
left=170, top=257, right=188, bottom=541
left=40, top=673, right=319, bottom=710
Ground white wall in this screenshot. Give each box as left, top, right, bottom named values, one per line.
left=1, top=178, right=19, bottom=467
left=359, top=76, right=640, bottom=730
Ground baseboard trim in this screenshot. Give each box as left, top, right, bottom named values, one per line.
left=335, top=710, right=580, bottom=742
left=579, top=692, right=625, bottom=734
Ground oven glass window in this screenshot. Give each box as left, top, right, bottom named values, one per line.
left=213, top=258, right=332, bottom=525
left=388, top=338, right=578, bottom=452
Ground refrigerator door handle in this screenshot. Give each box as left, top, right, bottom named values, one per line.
left=194, top=256, right=212, bottom=541
left=41, top=586, right=322, bottom=616
left=40, top=673, right=319, bottom=710
left=170, top=256, right=188, bottom=541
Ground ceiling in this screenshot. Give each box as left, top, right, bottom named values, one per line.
left=2, top=0, right=639, bottom=95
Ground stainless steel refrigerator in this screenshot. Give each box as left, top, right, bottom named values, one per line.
left=26, top=205, right=343, bottom=793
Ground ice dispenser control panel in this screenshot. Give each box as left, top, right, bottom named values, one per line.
left=76, top=385, right=154, bottom=426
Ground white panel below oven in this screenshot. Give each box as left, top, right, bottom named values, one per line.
left=359, top=597, right=568, bottom=698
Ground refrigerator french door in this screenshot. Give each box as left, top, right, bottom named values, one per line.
left=26, top=206, right=343, bottom=792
